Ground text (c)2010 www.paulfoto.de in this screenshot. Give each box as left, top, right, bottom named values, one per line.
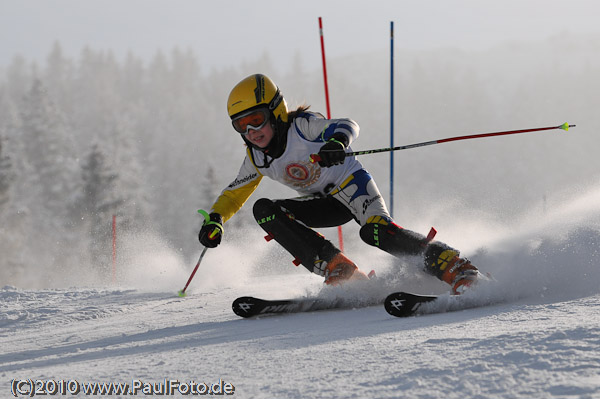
left=10, top=378, right=236, bottom=396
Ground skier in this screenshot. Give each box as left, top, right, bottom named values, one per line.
left=199, top=74, right=479, bottom=293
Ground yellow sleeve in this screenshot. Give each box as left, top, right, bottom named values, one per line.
left=210, top=151, right=263, bottom=223
left=211, top=177, right=262, bottom=223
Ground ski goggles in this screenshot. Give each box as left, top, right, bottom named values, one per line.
left=231, top=108, right=270, bottom=135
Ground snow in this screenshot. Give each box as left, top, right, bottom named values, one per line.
left=2, top=188, right=600, bottom=399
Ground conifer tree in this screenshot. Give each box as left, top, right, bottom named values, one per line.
left=19, top=78, right=79, bottom=271
left=0, top=137, right=12, bottom=209
left=105, top=116, right=149, bottom=232
left=80, top=143, right=122, bottom=274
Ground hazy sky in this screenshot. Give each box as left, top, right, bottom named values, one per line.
left=2, top=0, right=599, bottom=71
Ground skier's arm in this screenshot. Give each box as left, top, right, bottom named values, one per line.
left=210, top=152, right=263, bottom=223
left=199, top=153, right=262, bottom=248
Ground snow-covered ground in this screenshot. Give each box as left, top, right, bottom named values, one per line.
left=2, top=188, right=600, bottom=399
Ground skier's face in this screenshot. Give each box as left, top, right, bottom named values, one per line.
left=245, top=122, right=274, bottom=148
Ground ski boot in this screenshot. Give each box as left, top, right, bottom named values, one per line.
left=442, top=254, right=479, bottom=294
left=424, top=244, right=480, bottom=295
left=322, top=252, right=369, bottom=286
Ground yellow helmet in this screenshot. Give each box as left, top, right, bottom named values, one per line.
left=227, top=74, right=288, bottom=124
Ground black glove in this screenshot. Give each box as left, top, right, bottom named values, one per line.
left=198, top=212, right=224, bottom=248
left=317, top=134, right=348, bottom=167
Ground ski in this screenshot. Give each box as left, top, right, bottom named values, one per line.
left=233, top=296, right=316, bottom=318
left=384, top=292, right=439, bottom=317
left=232, top=295, right=382, bottom=318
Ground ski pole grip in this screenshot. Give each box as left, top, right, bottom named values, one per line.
left=198, top=209, right=224, bottom=238
left=198, top=209, right=210, bottom=223
left=309, top=153, right=321, bottom=163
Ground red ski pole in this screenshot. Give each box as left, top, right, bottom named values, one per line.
left=310, top=123, right=575, bottom=162
left=178, top=247, right=208, bottom=297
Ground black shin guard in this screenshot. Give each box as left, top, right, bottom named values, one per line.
left=359, top=220, right=428, bottom=257
left=359, top=218, right=463, bottom=283
left=253, top=198, right=338, bottom=274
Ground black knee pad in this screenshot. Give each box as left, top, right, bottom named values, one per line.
left=253, top=198, right=277, bottom=221
left=252, top=198, right=336, bottom=274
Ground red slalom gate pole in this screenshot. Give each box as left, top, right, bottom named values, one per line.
left=318, top=16, right=344, bottom=251
left=310, top=123, right=575, bottom=162
left=318, top=17, right=332, bottom=120
left=112, top=215, right=117, bottom=284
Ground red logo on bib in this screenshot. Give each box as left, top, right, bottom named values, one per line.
left=286, top=163, right=309, bottom=181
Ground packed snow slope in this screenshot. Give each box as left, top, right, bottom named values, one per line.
left=2, top=187, right=600, bottom=399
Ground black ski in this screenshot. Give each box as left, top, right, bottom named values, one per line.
left=384, top=292, right=439, bottom=317
left=232, top=295, right=381, bottom=318
left=233, top=296, right=329, bottom=318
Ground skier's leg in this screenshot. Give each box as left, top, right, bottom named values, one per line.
left=332, top=169, right=479, bottom=294
left=360, top=217, right=479, bottom=293
left=252, top=197, right=368, bottom=284
left=326, top=168, right=426, bottom=255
